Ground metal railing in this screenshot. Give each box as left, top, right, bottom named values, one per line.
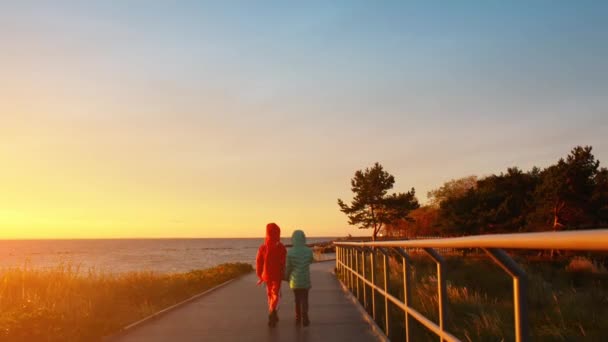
left=334, top=229, right=608, bottom=342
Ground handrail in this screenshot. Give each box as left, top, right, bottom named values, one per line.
left=334, top=229, right=608, bottom=342
left=336, top=228, right=608, bottom=250
left=340, top=259, right=460, bottom=342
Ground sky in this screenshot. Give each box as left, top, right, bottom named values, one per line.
left=1, top=1, right=607, bottom=239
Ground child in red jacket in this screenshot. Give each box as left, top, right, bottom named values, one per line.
left=256, top=223, right=287, bottom=327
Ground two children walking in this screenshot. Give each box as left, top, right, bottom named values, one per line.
left=255, top=223, right=313, bottom=328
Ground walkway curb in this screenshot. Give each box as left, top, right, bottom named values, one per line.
left=333, top=270, right=390, bottom=342
left=103, top=273, right=249, bottom=341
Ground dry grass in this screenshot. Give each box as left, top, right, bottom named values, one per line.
left=0, top=262, right=252, bottom=342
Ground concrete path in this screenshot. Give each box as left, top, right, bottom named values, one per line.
left=112, top=261, right=380, bottom=342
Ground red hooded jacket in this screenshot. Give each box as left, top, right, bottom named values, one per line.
left=256, top=223, right=287, bottom=282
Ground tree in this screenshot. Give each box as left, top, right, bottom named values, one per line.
left=338, top=162, right=420, bottom=240
left=389, top=205, right=440, bottom=238
left=530, top=146, right=600, bottom=230
left=474, top=167, right=539, bottom=232
left=427, top=175, right=477, bottom=208
left=438, top=187, right=480, bottom=235
left=592, top=167, right=608, bottom=225
left=437, top=168, right=539, bottom=235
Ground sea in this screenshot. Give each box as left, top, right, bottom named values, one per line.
left=0, top=237, right=336, bottom=274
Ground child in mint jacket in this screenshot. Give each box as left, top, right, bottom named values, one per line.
left=285, top=230, right=314, bottom=326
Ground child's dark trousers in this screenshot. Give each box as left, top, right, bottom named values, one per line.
left=293, top=288, right=309, bottom=322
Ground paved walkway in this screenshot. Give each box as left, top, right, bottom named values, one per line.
left=112, top=261, right=380, bottom=342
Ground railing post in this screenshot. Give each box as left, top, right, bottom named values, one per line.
left=356, top=248, right=360, bottom=300
left=345, top=247, right=349, bottom=287
left=396, top=247, right=412, bottom=342
left=348, top=247, right=354, bottom=293
left=336, top=246, right=339, bottom=278
left=362, top=248, right=367, bottom=310
left=349, top=247, right=357, bottom=293
left=483, top=248, right=529, bottom=342
left=370, top=248, right=376, bottom=320
left=344, top=247, right=348, bottom=287
left=342, top=247, right=345, bottom=283
left=424, top=248, right=447, bottom=342
left=347, top=248, right=351, bottom=289
left=343, top=247, right=345, bottom=282
left=336, top=246, right=340, bottom=280
left=342, top=247, right=345, bottom=282
left=383, top=249, right=390, bottom=337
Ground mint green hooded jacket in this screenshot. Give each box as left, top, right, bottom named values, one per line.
left=285, top=230, right=314, bottom=289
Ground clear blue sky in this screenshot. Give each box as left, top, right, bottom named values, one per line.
left=1, top=1, right=607, bottom=237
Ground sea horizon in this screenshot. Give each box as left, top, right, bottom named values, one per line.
left=0, top=237, right=338, bottom=273
left=0, top=235, right=345, bottom=241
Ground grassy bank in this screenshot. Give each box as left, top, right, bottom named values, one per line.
left=344, top=253, right=608, bottom=341
left=0, top=262, right=253, bottom=342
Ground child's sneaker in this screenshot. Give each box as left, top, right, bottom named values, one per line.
left=268, top=310, right=278, bottom=327
left=303, top=316, right=310, bottom=327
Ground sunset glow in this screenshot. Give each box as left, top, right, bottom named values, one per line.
left=1, top=1, right=607, bottom=238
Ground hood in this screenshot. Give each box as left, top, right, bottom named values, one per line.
left=265, top=223, right=281, bottom=245
left=291, top=230, right=306, bottom=247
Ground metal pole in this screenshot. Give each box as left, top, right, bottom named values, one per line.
left=345, top=247, right=349, bottom=287
left=513, top=276, right=528, bottom=342
left=349, top=248, right=353, bottom=290
left=336, top=246, right=339, bottom=279
left=398, top=248, right=412, bottom=342
left=351, top=248, right=355, bottom=291
left=346, top=248, right=350, bottom=288
left=483, top=248, right=529, bottom=342
left=356, top=249, right=360, bottom=300
left=370, top=248, right=376, bottom=320
left=336, top=246, right=342, bottom=279
left=341, top=247, right=344, bottom=282
left=437, top=259, right=445, bottom=342
left=342, top=247, right=345, bottom=282
left=383, top=252, right=390, bottom=337
left=424, top=248, right=447, bottom=342
left=344, top=247, right=348, bottom=287
left=362, top=249, right=367, bottom=310
left=344, top=247, right=350, bottom=290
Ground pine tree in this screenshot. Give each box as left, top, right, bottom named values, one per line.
left=338, top=162, right=419, bottom=240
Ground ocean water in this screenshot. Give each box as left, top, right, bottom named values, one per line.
left=0, top=237, right=335, bottom=274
